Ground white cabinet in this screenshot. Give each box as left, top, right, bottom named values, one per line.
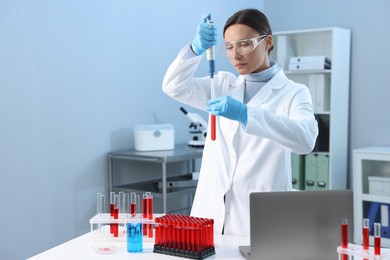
left=353, top=146, right=390, bottom=246
left=271, top=28, right=351, bottom=190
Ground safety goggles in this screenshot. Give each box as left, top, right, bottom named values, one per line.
left=222, top=35, right=267, bottom=57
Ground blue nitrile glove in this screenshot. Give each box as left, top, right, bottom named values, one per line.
left=191, top=14, right=218, bottom=56
left=207, top=96, right=248, bottom=125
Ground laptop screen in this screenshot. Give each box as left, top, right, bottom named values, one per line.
left=248, top=190, right=353, bottom=260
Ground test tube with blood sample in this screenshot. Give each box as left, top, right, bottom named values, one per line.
left=341, top=218, right=348, bottom=260
left=147, top=192, right=153, bottom=238
left=374, top=222, right=381, bottom=256
left=130, top=192, right=137, bottom=216
left=363, top=218, right=369, bottom=260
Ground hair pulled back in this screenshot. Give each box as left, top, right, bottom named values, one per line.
left=223, top=9, right=273, bottom=53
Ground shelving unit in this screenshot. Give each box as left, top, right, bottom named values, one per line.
left=353, top=146, right=390, bottom=247
left=270, top=27, right=351, bottom=190
left=107, top=144, right=203, bottom=214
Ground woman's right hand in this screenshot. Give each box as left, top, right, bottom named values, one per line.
left=191, top=14, right=218, bottom=56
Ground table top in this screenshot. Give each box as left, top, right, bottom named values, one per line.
left=27, top=233, right=249, bottom=260
left=108, top=144, right=203, bottom=163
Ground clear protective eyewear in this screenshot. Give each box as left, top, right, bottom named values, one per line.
left=222, top=35, right=267, bottom=57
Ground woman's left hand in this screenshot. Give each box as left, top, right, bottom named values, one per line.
left=207, top=96, right=247, bottom=125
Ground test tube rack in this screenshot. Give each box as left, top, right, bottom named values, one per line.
left=153, top=214, right=215, bottom=260
left=337, top=243, right=390, bottom=259
left=90, top=213, right=159, bottom=254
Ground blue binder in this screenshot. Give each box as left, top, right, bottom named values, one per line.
left=367, top=202, right=380, bottom=235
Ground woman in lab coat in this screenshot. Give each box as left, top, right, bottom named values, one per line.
left=162, top=9, right=318, bottom=236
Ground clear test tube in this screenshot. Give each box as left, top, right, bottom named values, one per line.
left=374, top=222, right=381, bottom=255
left=125, top=193, right=130, bottom=214
left=136, top=195, right=140, bottom=214
left=96, top=193, right=104, bottom=233
left=363, top=218, right=370, bottom=251
left=118, top=191, right=125, bottom=214
left=96, top=193, right=103, bottom=215
left=110, top=192, right=115, bottom=217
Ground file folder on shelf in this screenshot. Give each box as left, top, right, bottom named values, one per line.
left=365, top=202, right=390, bottom=238
left=382, top=204, right=390, bottom=238
left=304, top=153, right=329, bottom=190
left=308, top=74, right=330, bottom=113
left=316, top=154, right=329, bottom=190
left=291, top=153, right=305, bottom=190
left=367, top=202, right=380, bottom=235
left=289, top=56, right=331, bottom=64
left=304, top=154, right=317, bottom=190
left=289, top=56, right=331, bottom=71
left=289, top=62, right=331, bottom=70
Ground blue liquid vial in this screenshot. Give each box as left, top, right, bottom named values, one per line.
left=127, top=221, right=143, bottom=253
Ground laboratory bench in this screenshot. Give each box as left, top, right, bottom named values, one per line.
left=27, top=233, right=249, bottom=260
left=108, top=144, right=203, bottom=214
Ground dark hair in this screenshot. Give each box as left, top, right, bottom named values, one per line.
left=223, top=9, right=273, bottom=53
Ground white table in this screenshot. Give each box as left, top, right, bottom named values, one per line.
left=28, top=233, right=249, bottom=260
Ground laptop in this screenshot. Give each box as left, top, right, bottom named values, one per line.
left=239, top=190, right=353, bottom=260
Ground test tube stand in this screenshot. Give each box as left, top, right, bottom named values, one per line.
left=153, top=214, right=215, bottom=260
left=337, top=243, right=390, bottom=259
left=89, top=213, right=160, bottom=254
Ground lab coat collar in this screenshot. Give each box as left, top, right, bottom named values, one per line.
left=229, top=70, right=288, bottom=105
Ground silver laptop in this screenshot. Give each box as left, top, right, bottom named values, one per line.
left=239, top=190, right=353, bottom=260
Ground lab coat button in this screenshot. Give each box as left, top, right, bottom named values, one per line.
left=225, top=213, right=231, bottom=221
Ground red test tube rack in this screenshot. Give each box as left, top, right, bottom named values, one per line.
left=153, top=214, right=215, bottom=259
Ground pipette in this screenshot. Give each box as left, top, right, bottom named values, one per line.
left=206, top=17, right=216, bottom=141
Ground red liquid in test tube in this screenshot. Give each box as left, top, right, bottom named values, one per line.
left=142, top=193, right=147, bottom=236
left=110, top=192, right=115, bottom=234
left=211, top=115, right=216, bottom=141
left=113, top=207, right=118, bottom=237
left=363, top=218, right=369, bottom=260
left=374, top=222, right=381, bottom=255
left=130, top=192, right=136, bottom=216
left=363, top=218, right=369, bottom=250
left=147, top=193, right=153, bottom=238
left=341, top=218, right=348, bottom=260
left=113, top=194, right=119, bottom=237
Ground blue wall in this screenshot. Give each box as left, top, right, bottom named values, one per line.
left=0, top=1, right=263, bottom=259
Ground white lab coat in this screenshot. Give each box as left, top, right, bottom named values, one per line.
left=162, top=44, right=318, bottom=236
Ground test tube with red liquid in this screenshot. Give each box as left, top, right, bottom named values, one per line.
left=341, top=218, right=348, bottom=260
left=363, top=218, right=369, bottom=260
left=113, top=194, right=119, bottom=237
left=374, top=222, right=381, bottom=255
left=110, top=192, right=115, bottom=234
left=210, top=115, right=216, bottom=141
left=110, top=192, right=115, bottom=217
left=363, top=218, right=369, bottom=250
left=142, top=193, right=148, bottom=236
left=206, top=18, right=216, bottom=142
left=147, top=192, right=153, bottom=238
left=130, top=192, right=137, bottom=216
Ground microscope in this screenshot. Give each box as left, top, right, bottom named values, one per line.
left=180, top=107, right=208, bottom=148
